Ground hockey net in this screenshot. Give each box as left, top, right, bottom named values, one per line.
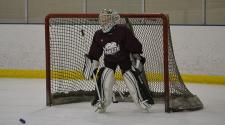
left=45, top=13, right=203, bottom=112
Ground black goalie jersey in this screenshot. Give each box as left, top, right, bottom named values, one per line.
left=88, top=24, right=143, bottom=64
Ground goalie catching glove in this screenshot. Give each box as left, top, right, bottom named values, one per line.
left=83, top=54, right=99, bottom=80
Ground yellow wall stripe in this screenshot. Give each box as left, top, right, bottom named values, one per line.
left=0, top=69, right=225, bottom=85
left=181, top=74, right=225, bottom=85
left=0, top=69, right=45, bottom=79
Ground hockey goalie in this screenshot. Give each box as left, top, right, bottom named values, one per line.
left=83, top=9, right=154, bottom=113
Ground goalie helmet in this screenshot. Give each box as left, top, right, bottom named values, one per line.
left=99, top=9, right=120, bottom=33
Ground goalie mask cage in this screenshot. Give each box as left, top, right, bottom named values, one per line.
left=45, top=13, right=203, bottom=112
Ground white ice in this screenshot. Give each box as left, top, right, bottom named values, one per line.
left=0, top=78, right=225, bottom=125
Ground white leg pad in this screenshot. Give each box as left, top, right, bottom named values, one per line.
left=100, top=67, right=115, bottom=108
left=123, top=70, right=151, bottom=110
left=123, top=70, right=142, bottom=104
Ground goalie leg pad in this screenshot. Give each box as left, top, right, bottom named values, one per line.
left=93, top=67, right=115, bottom=111
left=123, top=69, right=154, bottom=110
left=132, top=68, right=154, bottom=105
left=130, top=54, right=154, bottom=104
left=123, top=70, right=143, bottom=105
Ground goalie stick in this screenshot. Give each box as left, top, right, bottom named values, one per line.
left=81, top=28, right=102, bottom=103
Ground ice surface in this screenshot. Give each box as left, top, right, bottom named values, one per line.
left=0, top=79, right=225, bottom=125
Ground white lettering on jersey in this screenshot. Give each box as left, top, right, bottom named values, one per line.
left=103, top=42, right=120, bottom=55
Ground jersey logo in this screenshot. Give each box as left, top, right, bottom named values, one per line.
left=103, top=42, right=120, bottom=55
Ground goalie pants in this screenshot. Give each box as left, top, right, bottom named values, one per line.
left=92, top=67, right=115, bottom=108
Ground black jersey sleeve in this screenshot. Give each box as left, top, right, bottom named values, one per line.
left=88, top=32, right=103, bottom=60
left=123, top=26, right=143, bottom=54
